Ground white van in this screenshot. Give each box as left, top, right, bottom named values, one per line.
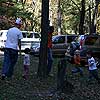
left=0, top=30, right=8, bottom=48
left=0, top=30, right=40, bottom=51
left=21, top=31, right=40, bottom=50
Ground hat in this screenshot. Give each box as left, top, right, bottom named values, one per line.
left=75, top=50, right=80, bottom=54
left=15, top=18, right=22, bottom=25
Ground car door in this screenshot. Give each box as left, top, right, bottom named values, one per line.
left=52, top=35, right=67, bottom=56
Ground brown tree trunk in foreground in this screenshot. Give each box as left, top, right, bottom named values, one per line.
left=37, top=0, right=49, bottom=78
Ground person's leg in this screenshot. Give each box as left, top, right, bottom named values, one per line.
left=78, top=67, right=83, bottom=76
left=7, top=49, right=18, bottom=77
left=72, top=67, right=79, bottom=73
left=26, top=65, right=29, bottom=77
left=72, top=65, right=80, bottom=74
left=88, top=70, right=93, bottom=81
left=47, top=48, right=53, bottom=75
left=23, top=65, right=29, bottom=79
left=1, top=49, right=10, bottom=79
left=92, top=70, right=100, bottom=83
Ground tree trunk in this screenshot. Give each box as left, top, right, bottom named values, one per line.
left=91, top=0, right=100, bottom=34
left=37, top=0, right=49, bottom=78
left=91, top=7, right=96, bottom=34
left=89, top=5, right=92, bottom=34
left=79, top=0, right=85, bottom=35
left=57, top=0, right=61, bottom=35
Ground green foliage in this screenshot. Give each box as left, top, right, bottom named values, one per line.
left=0, top=0, right=98, bottom=33
left=60, top=0, right=81, bottom=34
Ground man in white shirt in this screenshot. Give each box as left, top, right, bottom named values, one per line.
left=1, top=18, right=23, bottom=80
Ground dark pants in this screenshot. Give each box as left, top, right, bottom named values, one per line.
left=72, top=65, right=83, bottom=76
left=47, top=48, right=53, bottom=75
left=89, top=69, right=100, bottom=81
left=2, top=48, right=18, bottom=77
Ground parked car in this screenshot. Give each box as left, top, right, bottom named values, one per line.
left=0, top=30, right=40, bottom=51
left=30, top=42, right=40, bottom=55
left=30, top=34, right=78, bottom=57
left=21, top=31, right=40, bottom=51
left=66, top=34, right=100, bottom=67
left=80, top=34, right=100, bottom=67
left=0, top=30, right=8, bottom=49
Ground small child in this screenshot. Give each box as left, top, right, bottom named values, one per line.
left=87, top=50, right=100, bottom=84
left=23, top=48, right=30, bottom=80
left=72, top=50, right=83, bottom=76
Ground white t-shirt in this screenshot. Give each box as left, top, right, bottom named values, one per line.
left=23, top=54, right=30, bottom=65
left=5, top=27, right=23, bottom=50
left=88, top=57, right=97, bottom=70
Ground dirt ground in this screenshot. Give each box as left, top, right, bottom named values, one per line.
left=0, top=54, right=100, bottom=100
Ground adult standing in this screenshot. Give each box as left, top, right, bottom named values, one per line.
left=47, top=26, right=54, bottom=76
left=1, top=18, right=23, bottom=80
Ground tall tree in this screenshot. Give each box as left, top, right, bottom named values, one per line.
left=37, top=0, right=49, bottom=78
left=57, top=0, right=61, bottom=35
left=79, top=0, right=85, bottom=35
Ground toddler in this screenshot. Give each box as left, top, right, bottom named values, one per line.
left=72, top=50, right=83, bottom=76
left=87, top=50, right=100, bottom=84
left=23, top=48, right=30, bottom=80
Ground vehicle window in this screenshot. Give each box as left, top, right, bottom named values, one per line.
left=34, top=33, right=40, bottom=38
left=0, top=32, right=3, bottom=37
left=67, top=36, right=76, bottom=43
left=53, top=36, right=65, bottom=43
left=22, top=32, right=27, bottom=38
left=85, top=36, right=98, bottom=45
left=27, top=33, right=33, bottom=38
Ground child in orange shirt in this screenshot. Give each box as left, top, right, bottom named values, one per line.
left=72, top=50, right=83, bottom=76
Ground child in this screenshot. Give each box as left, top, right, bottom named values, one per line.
left=72, top=50, right=83, bottom=76
left=23, top=48, right=30, bottom=80
left=87, top=50, right=100, bottom=84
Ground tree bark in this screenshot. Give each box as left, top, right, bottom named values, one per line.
left=57, top=0, right=61, bottom=35
left=89, top=5, right=92, bottom=34
left=79, top=0, right=85, bottom=35
left=37, top=0, right=49, bottom=78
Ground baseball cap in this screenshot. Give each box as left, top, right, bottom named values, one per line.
left=15, top=18, right=22, bottom=25
left=75, top=50, right=80, bottom=54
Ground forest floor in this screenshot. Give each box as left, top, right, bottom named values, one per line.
left=0, top=54, right=100, bottom=100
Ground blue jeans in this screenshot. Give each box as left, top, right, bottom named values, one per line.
left=2, top=48, right=18, bottom=77
left=47, top=48, right=53, bottom=75
left=72, top=65, right=83, bottom=76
